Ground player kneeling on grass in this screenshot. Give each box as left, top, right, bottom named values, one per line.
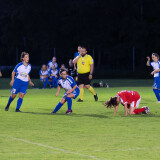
left=5, top=52, right=34, bottom=112
left=104, top=90, right=149, bottom=116
left=39, top=64, right=51, bottom=88
left=51, top=69, right=80, bottom=114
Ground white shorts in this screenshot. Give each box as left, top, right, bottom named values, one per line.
left=130, top=97, right=141, bottom=108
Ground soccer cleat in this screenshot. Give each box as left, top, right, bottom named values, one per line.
left=5, top=105, right=9, bottom=111
left=94, top=94, right=98, bottom=101
left=156, top=101, right=160, bottom=103
left=51, top=111, right=55, bottom=114
left=15, top=109, right=22, bottom=112
left=66, top=110, right=72, bottom=114
left=77, top=98, right=83, bottom=102
left=142, top=106, right=150, bottom=114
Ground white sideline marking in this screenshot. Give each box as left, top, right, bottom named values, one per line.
left=95, top=147, right=160, bottom=152
left=8, top=136, right=108, bottom=160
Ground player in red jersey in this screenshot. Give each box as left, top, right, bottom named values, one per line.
left=104, top=90, right=149, bottom=116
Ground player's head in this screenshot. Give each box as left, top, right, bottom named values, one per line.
left=81, top=47, right=87, bottom=56
left=52, top=64, right=56, bottom=70
left=152, top=53, right=159, bottom=62
left=104, top=97, right=119, bottom=108
left=52, top=57, right=56, bottom=63
left=77, top=46, right=82, bottom=52
left=60, top=69, right=68, bottom=79
left=61, top=64, right=66, bottom=70
left=69, top=59, right=73, bottom=67
left=20, top=52, right=29, bottom=63
left=42, top=64, right=47, bottom=71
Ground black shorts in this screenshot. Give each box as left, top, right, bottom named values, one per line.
left=78, top=72, right=91, bottom=85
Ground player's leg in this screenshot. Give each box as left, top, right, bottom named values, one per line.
left=85, top=84, right=98, bottom=101
left=52, top=76, right=56, bottom=88
left=15, top=93, right=25, bottom=112
left=5, top=80, right=20, bottom=111
left=77, top=84, right=84, bottom=102
left=5, top=93, right=17, bottom=111
left=152, top=77, right=160, bottom=102
left=43, top=78, right=47, bottom=88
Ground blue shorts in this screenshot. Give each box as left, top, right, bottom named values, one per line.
left=153, top=77, right=160, bottom=89
left=62, top=87, right=80, bottom=100
left=11, top=78, right=29, bottom=94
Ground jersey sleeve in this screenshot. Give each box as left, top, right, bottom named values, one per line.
left=58, top=79, right=62, bottom=87
left=28, top=65, right=31, bottom=75
left=88, top=55, right=94, bottom=65
left=150, top=62, right=154, bottom=67
left=68, top=76, right=76, bottom=88
left=39, top=70, right=42, bottom=75
left=13, top=63, right=22, bottom=73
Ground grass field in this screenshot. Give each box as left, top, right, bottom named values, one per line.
left=0, top=79, right=160, bottom=160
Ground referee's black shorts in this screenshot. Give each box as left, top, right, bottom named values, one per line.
left=78, top=72, right=91, bottom=85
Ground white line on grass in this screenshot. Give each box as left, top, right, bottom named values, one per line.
left=8, top=136, right=108, bottom=160
left=95, top=147, right=160, bottom=152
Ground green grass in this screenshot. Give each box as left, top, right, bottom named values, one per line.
left=0, top=79, right=160, bottom=160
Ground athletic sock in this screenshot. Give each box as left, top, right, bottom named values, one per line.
left=88, top=86, right=96, bottom=95
left=45, top=77, right=51, bottom=86
left=43, top=81, right=46, bottom=88
left=54, top=102, right=63, bottom=113
left=16, top=98, right=23, bottom=110
left=79, top=88, right=84, bottom=100
left=133, top=107, right=145, bottom=114
left=66, top=97, right=72, bottom=110
left=7, top=96, right=14, bottom=106
left=153, top=89, right=160, bottom=101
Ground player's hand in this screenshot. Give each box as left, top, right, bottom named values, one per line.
left=151, top=71, right=154, bottom=75
left=10, top=80, right=14, bottom=87
left=66, top=91, right=71, bottom=94
left=29, top=81, right=34, bottom=86
left=146, top=56, right=150, bottom=61
left=56, top=92, right=59, bottom=97
left=89, top=74, right=92, bottom=80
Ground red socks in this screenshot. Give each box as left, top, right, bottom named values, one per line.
left=133, top=107, right=145, bottom=114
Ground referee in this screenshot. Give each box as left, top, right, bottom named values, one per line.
left=73, top=47, right=98, bottom=102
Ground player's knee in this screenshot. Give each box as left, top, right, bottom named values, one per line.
left=60, top=99, right=65, bottom=104
left=11, top=94, right=16, bottom=99
left=19, top=94, right=24, bottom=99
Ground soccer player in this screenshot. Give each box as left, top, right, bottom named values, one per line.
left=104, top=90, right=150, bottom=116
left=68, top=59, right=76, bottom=80
left=5, top=52, right=34, bottom=112
left=49, top=65, right=58, bottom=88
left=73, top=47, right=98, bottom=102
left=51, top=69, right=80, bottom=114
left=39, top=64, right=51, bottom=88
left=146, top=53, right=160, bottom=103
left=47, top=57, right=58, bottom=70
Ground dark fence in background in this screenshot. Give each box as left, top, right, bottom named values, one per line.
left=0, top=46, right=153, bottom=79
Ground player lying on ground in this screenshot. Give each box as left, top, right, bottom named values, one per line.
left=5, top=52, right=34, bottom=112
left=51, top=69, right=80, bottom=114
left=104, top=90, right=149, bottom=116
left=146, top=53, right=160, bottom=103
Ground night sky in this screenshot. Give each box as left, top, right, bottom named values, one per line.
left=0, top=0, right=160, bottom=78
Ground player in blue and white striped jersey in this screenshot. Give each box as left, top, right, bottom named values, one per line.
left=147, top=53, right=160, bottom=103
left=47, top=57, right=58, bottom=71
left=49, top=65, right=58, bottom=88
left=39, top=64, right=51, bottom=88
left=51, top=69, right=80, bottom=114
left=5, top=52, right=34, bottom=112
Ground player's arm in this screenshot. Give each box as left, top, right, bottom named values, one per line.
left=146, top=56, right=150, bottom=66
left=0, top=71, right=2, bottom=77
left=56, top=85, right=61, bottom=96
left=28, top=75, right=34, bottom=86
left=114, top=105, right=119, bottom=115
left=10, top=71, right=16, bottom=86
left=124, top=103, right=128, bottom=116
left=151, top=69, right=160, bottom=75
left=66, top=85, right=77, bottom=94
left=89, top=64, right=94, bottom=80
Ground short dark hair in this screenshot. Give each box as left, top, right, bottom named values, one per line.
left=152, top=53, right=159, bottom=59
left=59, top=69, right=68, bottom=75
left=20, top=52, right=29, bottom=61
left=81, top=46, right=87, bottom=50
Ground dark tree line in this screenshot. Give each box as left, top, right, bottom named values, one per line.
left=0, top=0, right=159, bottom=78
